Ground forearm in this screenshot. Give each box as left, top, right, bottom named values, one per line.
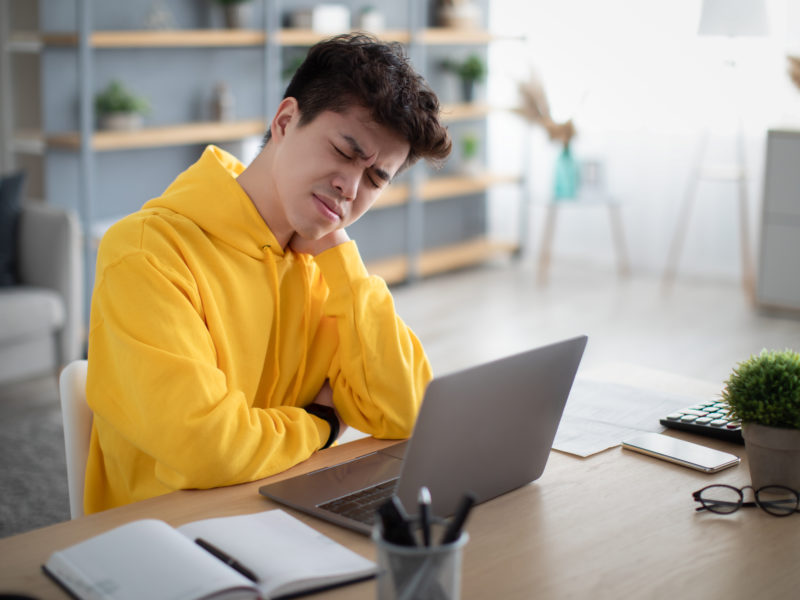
left=314, top=242, right=432, bottom=438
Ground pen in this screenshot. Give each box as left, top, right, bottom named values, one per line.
left=440, top=492, right=476, bottom=545
left=195, top=538, right=260, bottom=583
left=418, top=486, right=432, bottom=547
left=377, top=495, right=417, bottom=547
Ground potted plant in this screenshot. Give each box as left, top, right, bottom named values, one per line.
left=441, top=54, right=485, bottom=103
left=722, top=349, right=800, bottom=489
left=94, top=80, right=150, bottom=131
left=460, top=131, right=481, bottom=176
left=213, top=0, right=253, bottom=29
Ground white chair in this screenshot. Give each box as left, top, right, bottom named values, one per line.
left=59, top=359, right=91, bottom=519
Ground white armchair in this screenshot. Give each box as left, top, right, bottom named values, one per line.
left=0, top=203, right=84, bottom=383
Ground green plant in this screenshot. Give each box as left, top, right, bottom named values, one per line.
left=461, top=132, right=479, bottom=159
left=441, top=54, right=486, bottom=83
left=94, top=80, right=150, bottom=116
left=722, top=349, right=800, bottom=429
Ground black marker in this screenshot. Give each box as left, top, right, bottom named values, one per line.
left=376, top=495, right=417, bottom=547
left=440, top=492, right=476, bottom=545
left=195, top=538, right=260, bottom=583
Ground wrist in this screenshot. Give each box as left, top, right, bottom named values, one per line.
left=304, top=403, right=340, bottom=449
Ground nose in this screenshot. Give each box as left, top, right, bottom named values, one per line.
left=332, top=166, right=360, bottom=201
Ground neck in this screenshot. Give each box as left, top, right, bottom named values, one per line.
left=236, top=147, right=292, bottom=249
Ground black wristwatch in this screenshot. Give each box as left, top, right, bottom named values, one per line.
left=304, top=403, right=340, bottom=449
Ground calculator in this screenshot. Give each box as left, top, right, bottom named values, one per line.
left=659, top=398, right=744, bottom=444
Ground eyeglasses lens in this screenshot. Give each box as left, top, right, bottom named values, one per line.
left=700, top=485, right=741, bottom=514
left=756, top=486, right=799, bottom=516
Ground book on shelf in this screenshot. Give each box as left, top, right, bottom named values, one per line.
left=42, top=509, right=375, bottom=600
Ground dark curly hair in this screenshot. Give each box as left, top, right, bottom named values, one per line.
left=265, top=33, right=451, bottom=172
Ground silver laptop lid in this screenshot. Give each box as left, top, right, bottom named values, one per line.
left=394, top=335, right=587, bottom=518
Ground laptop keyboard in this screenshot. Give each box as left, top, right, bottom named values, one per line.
left=317, top=478, right=398, bottom=525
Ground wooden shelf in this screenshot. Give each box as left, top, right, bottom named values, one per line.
left=41, top=29, right=267, bottom=47
left=366, top=237, right=518, bottom=284
left=416, top=28, right=496, bottom=45
left=440, top=103, right=491, bottom=122
left=276, top=29, right=411, bottom=46
left=420, top=173, right=521, bottom=202
left=419, top=237, right=518, bottom=276
left=46, top=119, right=266, bottom=151
left=33, top=27, right=503, bottom=49
left=371, top=173, right=520, bottom=210
left=365, top=256, right=410, bottom=284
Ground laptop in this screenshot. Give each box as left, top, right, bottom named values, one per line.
left=259, top=335, right=587, bottom=535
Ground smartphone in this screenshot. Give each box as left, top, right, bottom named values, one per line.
left=621, top=432, right=741, bottom=473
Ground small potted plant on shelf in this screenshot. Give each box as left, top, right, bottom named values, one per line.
left=722, top=348, right=800, bottom=489
left=459, top=131, right=481, bottom=176
left=94, top=80, right=150, bottom=131
left=441, top=54, right=485, bottom=103
left=213, top=0, right=253, bottom=29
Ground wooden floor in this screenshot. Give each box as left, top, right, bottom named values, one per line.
left=390, top=259, right=799, bottom=386
left=335, top=257, right=800, bottom=443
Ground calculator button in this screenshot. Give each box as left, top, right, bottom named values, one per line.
left=710, top=419, right=728, bottom=427
left=726, top=423, right=741, bottom=429
left=665, top=413, right=683, bottom=421
left=680, top=415, right=698, bottom=422
left=695, top=417, right=713, bottom=424
left=680, top=409, right=708, bottom=416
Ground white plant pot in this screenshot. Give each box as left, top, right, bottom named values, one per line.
left=742, top=423, right=800, bottom=489
left=438, top=3, right=481, bottom=29
left=100, top=112, right=144, bottom=131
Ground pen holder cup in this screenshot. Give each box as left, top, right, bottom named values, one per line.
left=373, top=522, right=468, bottom=600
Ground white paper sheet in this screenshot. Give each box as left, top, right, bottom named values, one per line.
left=553, top=378, right=703, bottom=457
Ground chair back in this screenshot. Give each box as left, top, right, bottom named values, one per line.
left=59, top=359, right=91, bottom=519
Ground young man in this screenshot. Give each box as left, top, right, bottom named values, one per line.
left=84, top=34, right=452, bottom=513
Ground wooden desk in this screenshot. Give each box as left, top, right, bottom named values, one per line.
left=2, top=367, right=799, bottom=599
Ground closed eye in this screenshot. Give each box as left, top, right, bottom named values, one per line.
left=332, top=144, right=351, bottom=160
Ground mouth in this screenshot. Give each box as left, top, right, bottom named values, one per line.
left=313, top=194, right=343, bottom=222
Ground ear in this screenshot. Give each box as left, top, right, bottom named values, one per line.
left=270, top=97, right=300, bottom=143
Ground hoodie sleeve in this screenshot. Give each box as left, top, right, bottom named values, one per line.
left=314, top=241, right=432, bottom=439
left=87, top=250, right=331, bottom=496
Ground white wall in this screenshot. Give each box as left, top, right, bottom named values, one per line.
left=488, top=0, right=800, bottom=281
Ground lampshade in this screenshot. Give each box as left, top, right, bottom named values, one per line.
left=698, top=0, right=768, bottom=37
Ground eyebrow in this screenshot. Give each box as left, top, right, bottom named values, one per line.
left=342, top=135, right=393, bottom=183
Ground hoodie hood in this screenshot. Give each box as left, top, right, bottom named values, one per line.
left=143, top=145, right=281, bottom=260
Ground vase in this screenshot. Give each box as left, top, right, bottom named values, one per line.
left=742, top=423, right=800, bottom=489
left=553, top=145, right=580, bottom=200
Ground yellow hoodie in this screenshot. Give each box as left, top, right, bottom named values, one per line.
left=85, top=145, right=431, bottom=513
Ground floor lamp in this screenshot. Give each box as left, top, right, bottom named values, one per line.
left=662, top=0, right=768, bottom=298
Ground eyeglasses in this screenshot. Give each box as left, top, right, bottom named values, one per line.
left=693, top=484, right=800, bottom=517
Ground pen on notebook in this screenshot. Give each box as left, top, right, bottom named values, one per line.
left=418, top=486, right=432, bottom=547
left=195, top=538, right=260, bottom=583
left=440, top=492, right=476, bottom=545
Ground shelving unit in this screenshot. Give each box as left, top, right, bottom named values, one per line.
left=3, top=0, right=522, bottom=293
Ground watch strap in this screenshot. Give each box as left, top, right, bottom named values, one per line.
left=304, top=403, right=340, bottom=449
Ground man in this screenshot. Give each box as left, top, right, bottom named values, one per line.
left=84, top=34, right=452, bottom=513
